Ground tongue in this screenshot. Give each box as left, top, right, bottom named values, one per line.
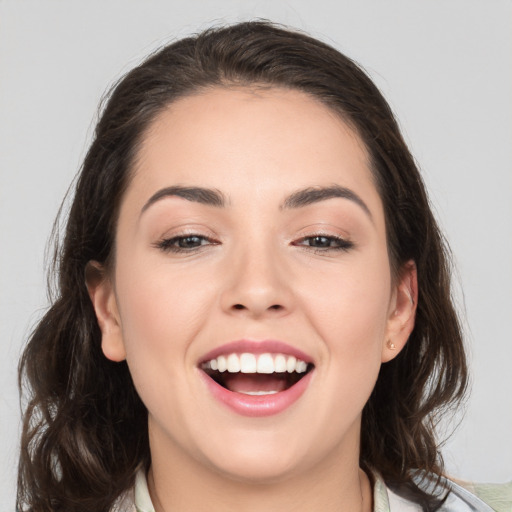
left=222, top=373, right=288, bottom=394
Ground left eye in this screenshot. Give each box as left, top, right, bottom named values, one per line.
left=295, top=235, right=353, bottom=251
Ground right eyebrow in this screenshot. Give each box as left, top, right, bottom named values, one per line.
left=140, top=185, right=226, bottom=216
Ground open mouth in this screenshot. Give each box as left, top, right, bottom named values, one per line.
left=200, top=353, right=314, bottom=395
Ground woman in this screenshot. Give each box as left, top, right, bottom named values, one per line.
left=17, top=21, right=509, bottom=512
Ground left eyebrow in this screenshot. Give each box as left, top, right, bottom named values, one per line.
left=280, top=185, right=372, bottom=219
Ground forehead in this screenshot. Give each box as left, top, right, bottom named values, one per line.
left=127, top=86, right=381, bottom=216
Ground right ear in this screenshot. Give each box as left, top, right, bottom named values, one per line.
left=85, top=261, right=126, bottom=362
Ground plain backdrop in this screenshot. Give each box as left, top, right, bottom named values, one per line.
left=1, top=0, right=511, bottom=507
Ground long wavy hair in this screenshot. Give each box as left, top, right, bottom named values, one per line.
left=17, top=21, right=468, bottom=512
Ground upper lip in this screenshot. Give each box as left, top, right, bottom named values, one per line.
left=198, top=339, right=313, bottom=366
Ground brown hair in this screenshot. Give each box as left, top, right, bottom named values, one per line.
left=17, top=21, right=468, bottom=512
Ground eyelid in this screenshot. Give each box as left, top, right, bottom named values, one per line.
left=290, top=228, right=355, bottom=253
left=295, top=234, right=353, bottom=246
left=153, top=223, right=218, bottom=241
left=153, top=228, right=221, bottom=254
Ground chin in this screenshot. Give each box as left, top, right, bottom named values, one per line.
left=208, top=451, right=302, bottom=484
left=196, top=426, right=325, bottom=485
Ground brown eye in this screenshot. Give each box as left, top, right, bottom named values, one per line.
left=308, top=236, right=333, bottom=248
left=155, top=234, right=217, bottom=253
left=176, top=236, right=205, bottom=248
left=294, top=235, right=354, bottom=252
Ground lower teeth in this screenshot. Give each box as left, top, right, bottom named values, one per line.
left=239, top=390, right=279, bottom=396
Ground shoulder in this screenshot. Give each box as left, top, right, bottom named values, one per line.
left=415, top=475, right=511, bottom=512
left=375, top=472, right=512, bottom=512
left=452, top=479, right=512, bottom=512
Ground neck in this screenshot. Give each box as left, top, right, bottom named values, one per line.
left=147, top=432, right=373, bottom=512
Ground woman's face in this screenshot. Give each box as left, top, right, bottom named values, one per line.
left=89, top=87, right=416, bottom=483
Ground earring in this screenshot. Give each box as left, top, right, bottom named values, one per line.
left=387, top=340, right=396, bottom=350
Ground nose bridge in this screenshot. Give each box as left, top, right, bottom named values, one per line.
left=221, top=233, right=291, bottom=317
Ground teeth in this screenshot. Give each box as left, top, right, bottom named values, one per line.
left=274, top=354, right=287, bottom=373
left=257, top=353, right=274, bottom=374
left=296, top=360, right=307, bottom=373
left=217, top=355, right=227, bottom=373
left=239, top=390, right=279, bottom=396
left=227, top=354, right=240, bottom=373
left=240, top=353, right=257, bottom=373
left=286, top=356, right=297, bottom=373
left=203, top=353, right=309, bottom=374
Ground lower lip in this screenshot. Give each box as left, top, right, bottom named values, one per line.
left=199, top=370, right=313, bottom=417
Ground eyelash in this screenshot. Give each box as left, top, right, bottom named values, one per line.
left=155, top=233, right=353, bottom=254
left=293, top=234, right=354, bottom=253
left=154, top=234, right=218, bottom=253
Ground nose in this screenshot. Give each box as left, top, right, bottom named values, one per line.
left=220, top=244, right=293, bottom=319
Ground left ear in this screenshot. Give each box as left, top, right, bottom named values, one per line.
left=382, top=260, right=418, bottom=362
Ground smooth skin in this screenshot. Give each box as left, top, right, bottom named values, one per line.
left=87, top=87, right=417, bottom=512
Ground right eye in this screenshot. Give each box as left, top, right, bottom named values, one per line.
left=154, top=234, right=217, bottom=253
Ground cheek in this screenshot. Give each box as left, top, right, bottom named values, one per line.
left=298, top=251, right=392, bottom=386
left=290, top=255, right=391, bottom=457
left=305, top=257, right=391, bottom=341
left=111, top=258, right=215, bottom=429
left=115, top=253, right=212, bottom=342
left=112, top=255, right=215, bottom=389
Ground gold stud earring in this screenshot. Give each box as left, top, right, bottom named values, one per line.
left=387, top=340, right=396, bottom=350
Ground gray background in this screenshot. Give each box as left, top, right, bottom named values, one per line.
left=1, top=0, right=511, bottom=507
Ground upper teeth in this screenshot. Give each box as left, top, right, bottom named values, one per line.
left=202, top=353, right=308, bottom=374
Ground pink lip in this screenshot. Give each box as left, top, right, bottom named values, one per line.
left=199, top=339, right=313, bottom=364
left=198, top=339, right=314, bottom=417
left=198, top=367, right=314, bottom=417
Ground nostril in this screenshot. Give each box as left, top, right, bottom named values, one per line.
left=230, top=303, right=284, bottom=313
